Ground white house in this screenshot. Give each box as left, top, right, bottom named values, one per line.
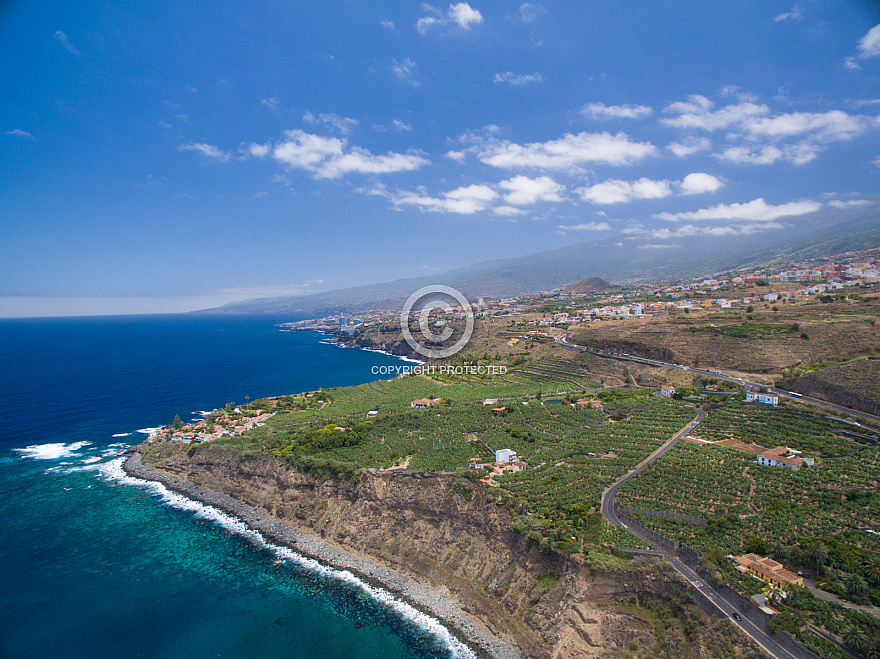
left=746, top=392, right=779, bottom=405
left=756, top=446, right=810, bottom=471
left=495, top=448, right=517, bottom=464
left=660, top=385, right=676, bottom=398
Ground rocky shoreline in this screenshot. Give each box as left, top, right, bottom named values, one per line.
left=123, top=451, right=520, bottom=659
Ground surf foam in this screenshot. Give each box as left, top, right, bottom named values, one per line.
left=14, top=441, right=92, bottom=460
left=101, top=457, right=475, bottom=659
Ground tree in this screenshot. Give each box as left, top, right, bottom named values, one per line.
left=172, top=414, right=184, bottom=430
left=841, top=625, right=869, bottom=653
left=747, top=305, right=754, bottom=313
left=862, top=554, right=880, bottom=586
left=745, top=537, right=769, bottom=555
left=789, top=545, right=807, bottom=568
left=807, top=540, right=829, bottom=576
left=845, top=573, right=869, bottom=597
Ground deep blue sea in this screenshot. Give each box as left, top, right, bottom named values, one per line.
left=0, top=315, right=469, bottom=659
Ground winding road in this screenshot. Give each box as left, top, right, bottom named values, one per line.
left=596, top=400, right=804, bottom=659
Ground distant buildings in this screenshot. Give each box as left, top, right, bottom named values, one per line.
left=410, top=398, right=442, bottom=408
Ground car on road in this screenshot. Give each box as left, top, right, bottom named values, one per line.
left=733, top=613, right=741, bottom=621
left=692, top=581, right=702, bottom=588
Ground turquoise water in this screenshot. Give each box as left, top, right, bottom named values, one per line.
left=0, top=315, right=466, bottom=659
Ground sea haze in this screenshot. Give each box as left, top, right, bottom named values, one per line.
left=0, top=314, right=467, bottom=659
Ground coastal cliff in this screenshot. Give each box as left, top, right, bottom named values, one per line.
left=137, top=443, right=768, bottom=659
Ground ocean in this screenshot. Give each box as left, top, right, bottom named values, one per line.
left=0, top=315, right=469, bottom=659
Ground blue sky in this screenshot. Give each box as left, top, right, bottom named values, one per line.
left=2, top=0, right=880, bottom=316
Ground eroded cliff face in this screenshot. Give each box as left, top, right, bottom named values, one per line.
left=145, top=445, right=763, bottom=659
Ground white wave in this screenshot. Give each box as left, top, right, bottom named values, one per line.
left=191, top=411, right=210, bottom=417
left=112, top=432, right=132, bottom=438
left=80, top=456, right=103, bottom=464
left=101, top=458, right=475, bottom=658
left=137, top=427, right=164, bottom=435
left=14, top=441, right=92, bottom=460
left=398, top=356, right=425, bottom=364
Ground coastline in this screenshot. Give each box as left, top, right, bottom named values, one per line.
left=122, top=451, right=520, bottom=659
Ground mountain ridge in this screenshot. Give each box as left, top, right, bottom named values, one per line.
left=200, top=201, right=880, bottom=315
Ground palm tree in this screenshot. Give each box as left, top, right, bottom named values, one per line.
left=841, top=625, right=868, bottom=653
left=790, top=545, right=807, bottom=569
left=807, top=540, right=829, bottom=576
left=845, top=573, right=869, bottom=597
left=863, top=554, right=880, bottom=587
left=864, top=638, right=880, bottom=659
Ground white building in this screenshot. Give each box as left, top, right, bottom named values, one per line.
left=495, top=448, right=517, bottom=464
left=746, top=392, right=779, bottom=405
left=660, top=385, right=676, bottom=398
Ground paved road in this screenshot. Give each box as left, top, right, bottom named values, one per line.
left=554, top=333, right=880, bottom=427
left=599, top=408, right=803, bottom=659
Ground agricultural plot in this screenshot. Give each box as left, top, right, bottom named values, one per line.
left=617, top=406, right=880, bottom=557
left=500, top=396, right=696, bottom=544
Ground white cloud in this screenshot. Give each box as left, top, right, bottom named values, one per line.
left=417, top=3, right=484, bottom=34
left=479, top=131, right=657, bottom=171
left=857, top=24, right=880, bottom=59
left=667, top=137, right=712, bottom=157
left=844, top=57, right=861, bottom=71
left=679, top=172, right=724, bottom=195
left=774, top=7, right=802, bottom=22
left=449, top=3, right=484, bottom=29
left=557, top=222, right=611, bottom=231
left=518, top=3, right=546, bottom=22
left=582, top=102, right=652, bottom=120
left=716, top=143, right=819, bottom=165
left=6, top=129, right=34, bottom=138
left=179, top=142, right=230, bottom=161
left=303, top=111, right=359, bottom=134
left=576, top=173, right=723, bottom=204
left=249, top=130, right=428, bottom=179
left=53, top=30, right=79, bottom=56
left=494, top=71, right=543, bottom=86
left=392, top=58, right=419, bottom=85
left=261, top=97, right=281, bottom=111
left=639, top=243, right=679, bottom=250
left=661, top=95, right=770, bottom=131
left=641, top=222, right=789, bottom=239
left=663, top=94, right=877, bottom=165
left=445, top=150, right=467, bottom=162
left=828, top=199, right=873, bottom=209
left=655, top=197, right=821, bottom=222
left=577, top=177, right=672, bottom=204
left=743, top=110, right=869, bottom=142
left=393, top=184, right=498, bottom=214
left=380, top=20, right=395, bottom=29
left=493, top=205, right=525, bottom=216
left=392, top=119, right=413, bottom=131
left=499, top=175, right=564, bottom=205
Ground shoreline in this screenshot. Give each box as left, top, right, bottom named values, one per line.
left=122, top=451, right=520, bottom=659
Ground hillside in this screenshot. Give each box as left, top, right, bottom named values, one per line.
left=200, top=200, right=879, bottom=315
left=563, top=277, right=614, bottom=294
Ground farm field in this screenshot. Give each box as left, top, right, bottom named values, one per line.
left=201, top=364, right=698, bottom=554
left=617, top=402, right=880, bottom=597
